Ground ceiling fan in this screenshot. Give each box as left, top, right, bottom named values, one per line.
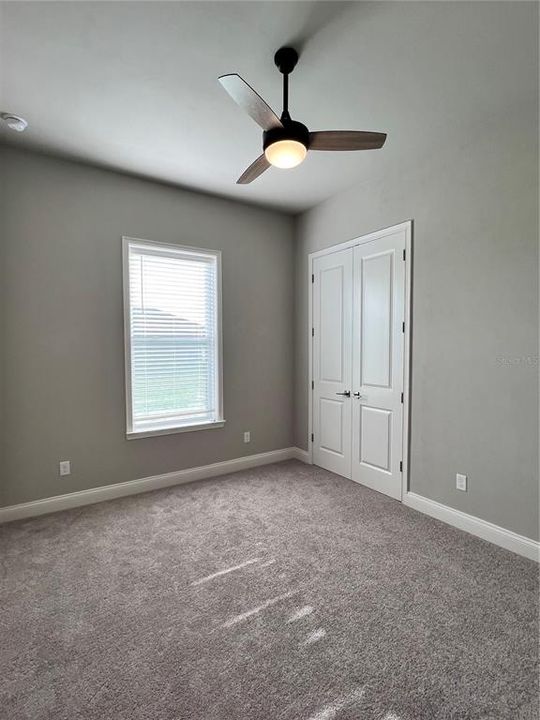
left=218, top=47, right=387, bottom=184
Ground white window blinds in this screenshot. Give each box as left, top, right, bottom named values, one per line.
left=124, top=239, right=222, bottom=436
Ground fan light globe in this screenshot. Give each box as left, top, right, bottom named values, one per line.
left=264, top=139, right=307, bottom=169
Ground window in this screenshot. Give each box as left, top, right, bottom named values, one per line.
left=123, top=237, right=223, bottom=438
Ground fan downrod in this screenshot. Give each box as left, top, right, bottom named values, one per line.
left=274, top=47, right=299, bottom=75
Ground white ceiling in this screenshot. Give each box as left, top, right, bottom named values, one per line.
left=0, top=1, right=534, bottom=213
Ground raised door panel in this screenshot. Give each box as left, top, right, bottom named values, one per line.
left=319, top=398, right=344, bottom=455
left=359, top=406, right=392, bottom=472
left=360, top=252, right=393, bottom=388
left=320, top=266, right=344, bottom=382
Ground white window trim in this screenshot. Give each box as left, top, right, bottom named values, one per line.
left=122, top=236, right=225, bottom=440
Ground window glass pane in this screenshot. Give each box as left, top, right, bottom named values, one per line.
left=126, top=242, right=219, bottom=432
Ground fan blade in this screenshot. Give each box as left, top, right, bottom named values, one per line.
left=237, top=154, right=271, bottom=184
left=219, top=74, right=283, bottom=131
left=309, top=131, right=387, bottom=151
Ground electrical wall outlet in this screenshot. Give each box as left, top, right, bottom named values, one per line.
left=59, top=460, right=71, bottom=476
left=243, top=431, right=251, bottom=444
left=456, top=473, right=467, bottom=492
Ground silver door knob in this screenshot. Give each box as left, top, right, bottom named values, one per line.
left=335, top=390, right=351, bottom=397
left=353, top=392, right=363, bottom=398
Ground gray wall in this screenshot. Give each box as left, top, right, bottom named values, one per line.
left=0, top=147, right=294, bottom=506
left=1, top=3, right=538, bottom=545
left=294, top=9, right=539, bottom=540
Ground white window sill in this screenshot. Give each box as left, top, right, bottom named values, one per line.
left=126, top=419, right=226, bottom=440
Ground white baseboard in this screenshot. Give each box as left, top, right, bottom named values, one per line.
left=0, top=447, right=298, bottom=524
left=7, top=451, right=533, bottom=563
left=403, top=491, right=539, bottom=562
left=292, top=446, right=311, bottom=463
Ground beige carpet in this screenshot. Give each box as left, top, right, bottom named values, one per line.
left=1, top=460, right=538, bottom=719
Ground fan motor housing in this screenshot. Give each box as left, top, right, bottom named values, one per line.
left=263, top=120, right=310, bottom=151
left=274, top=47, right=299, bottom=75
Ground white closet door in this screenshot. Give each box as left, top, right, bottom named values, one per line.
left=351, top=231, right=405, bottom=500
left=312, top=248, right=353, bottom=478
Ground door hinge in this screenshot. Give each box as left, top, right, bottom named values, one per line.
left=401, top=392, right=404, bottom=404
left=402, top=249, right=406, bottom=261
left=312, top=273, right=314, bottom=283
left=402, top=321, right=405, bottom=333
left=311, top=380, right=314, bottom=390
left=311, top=433, right=314, bottom=442
left=400, top=461, right=403, bottom=472
left=312, top=327, right=314, bottom=337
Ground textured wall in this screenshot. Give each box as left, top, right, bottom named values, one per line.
left=0, top=147, right=295, bottom=506
left=1, top=2, right=538, bottom=545
left=294, top=5, right=538, bottom=540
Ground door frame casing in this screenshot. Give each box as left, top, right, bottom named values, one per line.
left=307, top=220, right=413, bottom=500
